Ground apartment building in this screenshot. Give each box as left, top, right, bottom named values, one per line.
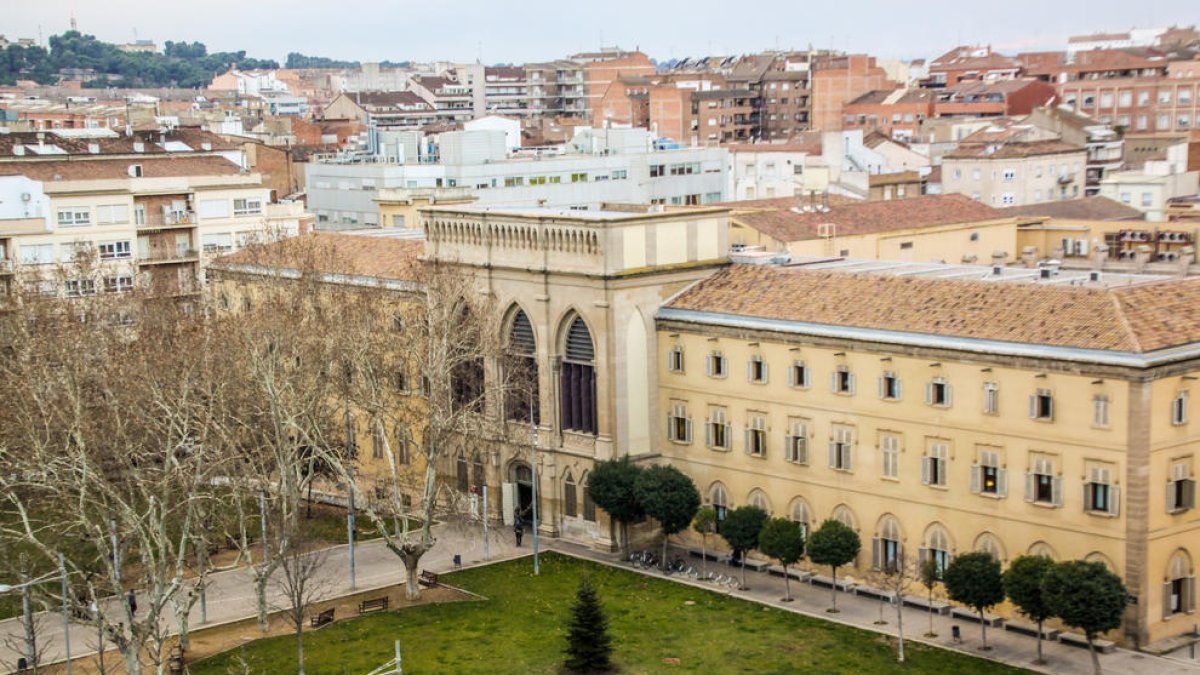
left=942, top=123, right=1088, bottom=207
left=810, top=55, right=895, bottom=131
left=321, top=91, right=439, bottom=128
left=0, top=153, right=307, bottom=302
left=1022, top=107, right=1125, bottom=194
left=573, top=50, right=657, bottom=125
left=1054, top=56, right=1200, bottom=134
left=656, top=257, right=1200, bottom=646
left=305, top=128, right=728, bottom=228
left=843, top=89, right=935, bottom=141
left=524, top=61, right=588, bottom=118
left=724, top=141, right=822, bottom=201
left=927, top=45, right=1021, bottom=87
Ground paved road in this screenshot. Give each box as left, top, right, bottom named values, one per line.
left=3, top=524, right=1198, bottom=674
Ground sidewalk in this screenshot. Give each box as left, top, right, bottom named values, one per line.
left=555, top=541, right=1200, bottom=675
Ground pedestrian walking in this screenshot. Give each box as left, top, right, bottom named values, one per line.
left=127, top=589, right=137, bottom=616
left=513, top=509, right=524, bottom=547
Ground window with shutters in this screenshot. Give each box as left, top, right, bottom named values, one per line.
left=667, top=401, right=693, bottom=444
left=874, top=516, right=903, bottom=572
left=709, top=482, right=729, bottom=525
left=982, top=382, right=999, bottom=415
left=582, top=473, right=596, bottom=521
left=1093, top=394, right=1110, bottom=428
left=747, top=355, right=768, bottom=384
left=667, top=345, right=685, bottom=373
left=706, top=350, right=727, bottom=379
left=506, top=309, right=539, bottom=423
left=971, top=447, right=1006, bottom=497
left=789, top=360, right=811, bottom=389
left=745, top=412, right=767, bottom=457
left=832, top=505, right=856, bottom=530
left=879, top=371, right=901, bottom=401
left=922, top=440, right=949, bottom=487
left=560, top=315, right=596, bottom=434
left=785, top=417, right=809, bottom=464
left=926, top=377, right=952, bottom=407
left=829, top=425, right=854, bottom=472
left=394, top=430, right=411, bottom=465
left=564, top=472, right=578, bottom=518
left=1084, top=463, right=1119, bottom=516
left=748, top=489, right=771, bottom=513
left=832, top=365, right=855, bottom=395
left=1030, top=388, right=1054, bottom=421
left=975, top=533, right=1004, bottom=561
left=1026, top=453, right=1061, bottom=506
left=371, top=425, right=385, bottom=460
left=880, top=433, right=900, bottom=479
left=1168, top=459, right=1196, bottom=513
left=1165, top=551, right=1196, bottom=619
left=706, top=407, right=730, bottom=451
left=921, top=525, right=952, bottom=578
left=1172, top=391, right=1189, bottom=426
left=790, top=499, right=811, bottom=538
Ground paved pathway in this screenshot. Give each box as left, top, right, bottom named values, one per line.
left=2, top=524, right=1198, bottom=674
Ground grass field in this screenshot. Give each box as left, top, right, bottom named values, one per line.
left=191, top=553, right=1027, bottom=674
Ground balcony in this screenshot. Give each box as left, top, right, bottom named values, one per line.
left=0, top=259, right=14, bottom=275
left=138, top=249, right=200, bottom=266
left=139, top=211, right=198, bottom=230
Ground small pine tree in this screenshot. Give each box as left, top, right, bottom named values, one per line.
left=564, top=576, right=613, bottom=673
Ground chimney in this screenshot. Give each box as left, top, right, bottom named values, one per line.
left=1134, top=244, right=1152, bottom=272
left=1092, top=244, right=1108, bottom=270
left=133, top=142, right=145, bottom=153
left=88, top=143, right=100, bottom=154
left=1020, top=246, right=1038, bottom=268
left=1178, top=246, right=1195, bottom=277
left=991, top=250, right=1007, bottom=267
left=13, top=145, right=24, bottom=156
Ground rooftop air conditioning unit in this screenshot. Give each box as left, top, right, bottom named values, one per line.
left=1089, top=271, right=1101, bottom=282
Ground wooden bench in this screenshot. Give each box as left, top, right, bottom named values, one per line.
left=1057, top=631, right=1116, bottom=653
left=358, top=596, right=390, bottom=614
left=902, top=595, right=952, bottom=616
left=418, top=570, right=439, bottom=588
left=1004, top=620, right=1060, bottom=640
left=310, top=607, right=335, bottom=628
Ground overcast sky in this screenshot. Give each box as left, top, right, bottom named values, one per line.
left=5, top=0, right=1197, bottom=64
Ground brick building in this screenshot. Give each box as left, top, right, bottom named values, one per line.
left=810, top=55, right=895, bottom=131
left=927, top=45, right=1021, bottom=87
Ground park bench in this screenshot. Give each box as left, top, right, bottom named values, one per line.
left=358, top=596, right=390, bottom=614
left=1004, top=620, right=1060, bottom=640
left=1058, top=631, right=1116, bottom=653
left=901, top=594, right=952, bottom=615
left=310, top=607, right=335, bottom=628
left=418, top=570, right=439, bottom=587
left=950, top=606, right=1005, bottom=627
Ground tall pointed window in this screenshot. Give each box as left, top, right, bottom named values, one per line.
left=561, top=315, right=597, bottom=434
left=506, top=308, right=539, bottom=424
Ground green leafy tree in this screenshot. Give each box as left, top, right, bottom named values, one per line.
left=719, top=506, right=768, bottom=589
left=1003, top=555, right=1057, bottom=664
left=919, top=556, right=941, bottom=637
left=633, top=465, right=700, bottom=568
left=563, top=576, right=613, bottom=673
left=692, top=507, right=717, bottom=577
left=1043, top=560, right=1127, bottom=675
left=807, top=519, right=861, bottom=612
left=943, top=551, right=1005, bottom=650
left=757, top=518, right=806, bottom=601
left=587, top=457, right=644, bottom=553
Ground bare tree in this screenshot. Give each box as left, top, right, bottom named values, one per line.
left=873, top=555, right=917, bottom=664
left=272, top=534, right=331, bottom=675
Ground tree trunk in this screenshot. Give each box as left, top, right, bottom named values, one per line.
left=1086, top=633, right=1102, bottom=675
left=255, top=573, right=270, bottom=632
left=927, top=589, right=936, bottom=636
left=403, top=553, right=423, bottom=600
left=662, top=535, right=668, bottom=574
left=296, top=626, right=306, bottom=675
left=830, top=567, right=838, bottom=611
left=124, top=637, right=142, bottom=675
left=700, top=535, right=707, bottom=577
left=1035, top=619, right=1044, bottom=664
left=896, top=592, right=906, bottom=663
left=980, top=609, right=988, bottom=649
left=782, top=565, right=791, bottom=601
left=740, top=556, right=747, bottom=590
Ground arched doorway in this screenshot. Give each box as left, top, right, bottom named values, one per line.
left=508, top=461, right=535, bottom=529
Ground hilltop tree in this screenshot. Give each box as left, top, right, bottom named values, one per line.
left=1003, top=554, right=1057, bottom=664
left=807, top=519, right=861, bottom=612
left=720, top=506, right=768, bottom=590
left=633, top=465, right=700, bottom=568
left=943, top=551, right=1005, bottom=650
left=757, top=518, right=806, bottom=601
left=1043, top=560, right=1127, bottom=675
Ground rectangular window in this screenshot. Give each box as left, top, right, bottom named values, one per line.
left=20, top=244, right=55, bottom=265
left=1093, top=394, right=1110, bottom=427
left=201, top=233, right=234, bottom=253
left=1030, top=388, right=1054, bottom=421
left=1085, top=464, right=1119, bottom=515
left=1002, top=168, right=1016, bottom=182
left=745, top=413, right=767, bottom=457
left=650, top=164, right=665, bottom=178
left=788, top=360, right=811, bottom=388
left=922, top=441, right=948, bottom=487
left=1168, top=459, right=1196, bottom=513
left=56, top=207, right=91, bottom=227
left=667, top=345, right=685, bottom=373
left=667, top=402, right=693, bottom=444
left=785, top=418, right=809, bottom=464
left=98, top=240, right=132, bottom=259
left=95, top=204, right=130, bottom=225
left=832, top=365, right=855, bottom=395
left=972, top=448, right=1006, bottom=496
left=829, top=425, right=854, bottom=472
left=747, top=355, right=768, bottom=384
left=564, top=480, right=577, bottom=518
left=64, top=279, right=97, bottom=297
left=879, top=372, right=902, bottom=401
left=706, top=407, right=730, bottom=450
left=233, top=198, right=263, bottom=216
left=880, top=433, right=900, bottom=479
left=104, top=275, right=134, bottom=293
left=926, top=377, right=952, bottom=407
left=1026, top=454, right=1061, bottom=506
left=1173, top=392, right=1189, bottom=426
left=61, top=241, right=93, bottom=262
left=706, top=351, right=727, bottom=379
left=983, top=382, right=999, bottom=415
left=570, top=173, right=588, bottom=183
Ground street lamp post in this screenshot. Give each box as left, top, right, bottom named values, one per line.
left=0, top=568, right=69, bottom=673
left=530, top=410, right=540, bottom=576
left=59, top=554, right=71, bottom=674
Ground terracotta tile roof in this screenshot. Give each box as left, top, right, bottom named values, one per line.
left=348, top=91, right=433, bottom=112
left=1005, top=196, right=1144, bottom=221
left=731, top=194, right=1003, bottom=242
left=214, top=232, right=424, bottom=282
left=665, top=263, right=1200, bottom=353
left=0, top=155, right=242, bottom=181
left=944, top=139, right=1084, bottom=159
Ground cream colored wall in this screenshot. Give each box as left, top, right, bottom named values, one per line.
left=943, top=152, right=1088, bottom=207
left=781, top=220, right=1021, bottom=264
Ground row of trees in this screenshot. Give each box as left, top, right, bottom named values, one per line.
left=0, top=31, right=278, bottom=87
left=0, top=245, right=514, bottom=673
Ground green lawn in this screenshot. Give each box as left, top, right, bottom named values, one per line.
left=192, top=553, right=1028, bottom=674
